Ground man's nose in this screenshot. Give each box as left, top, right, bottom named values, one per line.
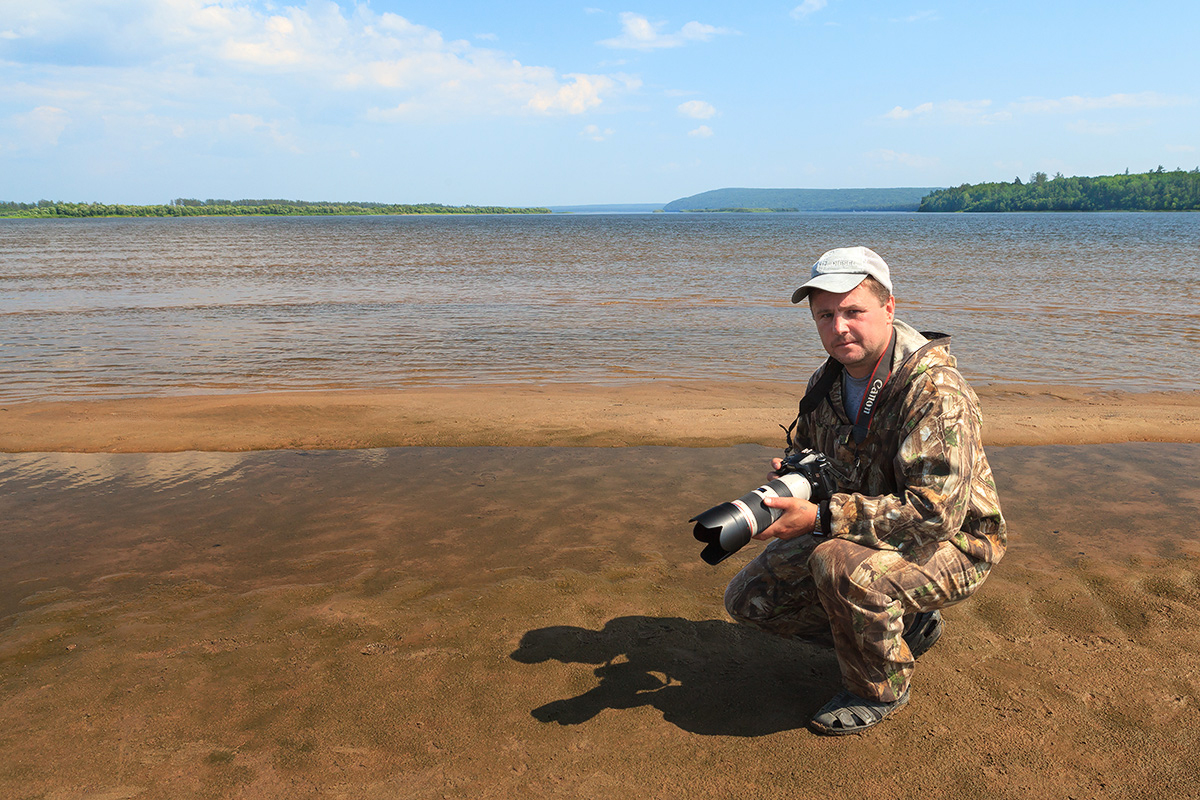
left=832, top=314, right=850, bottom=334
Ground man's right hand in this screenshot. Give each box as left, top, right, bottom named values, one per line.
left=757, top=495, right=819, bottom=541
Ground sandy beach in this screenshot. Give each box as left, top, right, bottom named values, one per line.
left=3, top=383, right=1200, bottom=799
left=3, top=382, right=1200, bottom=452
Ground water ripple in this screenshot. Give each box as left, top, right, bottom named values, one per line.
left=1, top=212, right=1197, bottom=402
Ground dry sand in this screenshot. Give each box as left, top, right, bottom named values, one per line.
left=3, top=384, right=1200, bottom=799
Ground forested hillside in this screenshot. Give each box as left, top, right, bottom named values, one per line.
left=918, top=168, right=1200, bottom=212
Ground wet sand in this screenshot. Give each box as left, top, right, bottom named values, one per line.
left=2, top=382, right=1199, bottom=452
left=3, top=386, right=1200, bottom=799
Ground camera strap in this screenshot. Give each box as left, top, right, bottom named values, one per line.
left=849, top=328, right=897, bottom=445
left=789, top=328, right=897, bottom=448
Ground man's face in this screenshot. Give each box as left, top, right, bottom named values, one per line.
left=809, top=281, right=896, bottom=378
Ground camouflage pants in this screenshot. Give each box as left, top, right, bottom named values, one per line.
left=724, top=535, right=991, bottom=702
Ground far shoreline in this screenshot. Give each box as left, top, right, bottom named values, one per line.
left=2, top=381, right=1198, bottom=454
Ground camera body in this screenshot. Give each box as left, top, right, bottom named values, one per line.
left=690, top=449, right=836, bottom=565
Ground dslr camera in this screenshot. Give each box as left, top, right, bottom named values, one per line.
left=690, top=449, right=836, bottom=565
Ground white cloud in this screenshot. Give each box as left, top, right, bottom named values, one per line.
left=1, top=1, right=639, bottom=125
left=599, top=12, right=731, bottom=50
left=1010, top=92, right=1190, bottom=114
left=868, top=149, right=937, bottom=168
left=883, top=99, right=1009, bottom=125
left=1066, top=119, right=1152, bottom=135
left=791, top=1, right=828, bottom=20
left=149, top=110, right=301, bottom=155
left=581, top=124, right=614, bottom=142
left=677, top=100, right=716, bottom=119
left=12, top=105, right=70, bottom=145
left=688, top=125, right=713, bottom=138
left=943, top=100, right=1010, bottom=123
left=886, top=91, right=1191, bottom=128
left=221, top=113, right=302, bottom=153
left=528, top=74, right=625, bottom=115
left=884, top=102, right=933, bottom=120
left=680, top=21, right=727, bottom=41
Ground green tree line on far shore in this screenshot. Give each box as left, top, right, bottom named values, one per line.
left=918, top=167, right=1200, bottom=212
left=0, top=198, right=550, bottom=218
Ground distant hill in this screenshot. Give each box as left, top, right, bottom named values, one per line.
left=663, top=187, right=940, bottom=213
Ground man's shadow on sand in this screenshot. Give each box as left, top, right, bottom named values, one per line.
left=510, top=616, right=841, bottom=736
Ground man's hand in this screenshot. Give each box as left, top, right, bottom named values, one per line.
left=758, top=457, right=820, bottom=541
left=755, top=495, right=819, bottom=541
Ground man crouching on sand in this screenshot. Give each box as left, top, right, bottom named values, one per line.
left=724, top=246, right=1006, bottom=735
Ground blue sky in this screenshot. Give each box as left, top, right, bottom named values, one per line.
left=2, top=1, right=1197, bottom=206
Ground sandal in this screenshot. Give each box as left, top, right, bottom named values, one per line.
left=810, top=688, right=910, bottom=735
left=903, top=609, right=943, bottom=659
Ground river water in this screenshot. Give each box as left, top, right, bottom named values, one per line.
left=1, top=211, right=1197, bottom=402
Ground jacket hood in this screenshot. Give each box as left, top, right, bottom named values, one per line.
left=796, top=318, right=953, bottom=421
left=886, top=318, right=955, bottom=395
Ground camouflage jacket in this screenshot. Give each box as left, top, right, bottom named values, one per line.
left=785, top=319, right=1006, bottom=564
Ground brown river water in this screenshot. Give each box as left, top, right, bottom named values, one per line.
left=1, top=211, right=1197, bottom=402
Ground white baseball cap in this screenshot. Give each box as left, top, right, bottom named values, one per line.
left=790, top=246, right=893, bottom=304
